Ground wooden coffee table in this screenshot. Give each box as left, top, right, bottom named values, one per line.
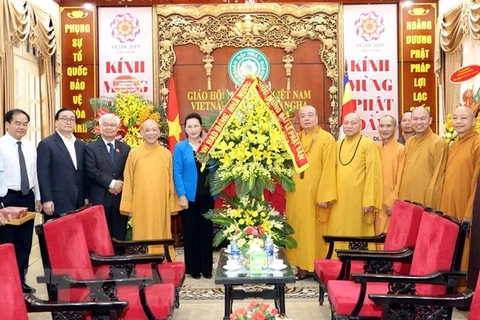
left=215, top=248, right=296, bottom=320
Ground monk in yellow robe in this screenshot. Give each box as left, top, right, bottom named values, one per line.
left=440, top=106, right=480, bottom=289
left=286, top=105, right=337, bottom=278
left=399, top=107, right=447, bottom=211
left=120, top=119, right=180, bottom=256
left=329, top=113, right=383, bottom=252
left=377, top=115, right=405, bottom=248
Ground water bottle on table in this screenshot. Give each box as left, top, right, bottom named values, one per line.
left=265, top=235, right=274, bottom=266
left=230, top=235, right=240, bottom=261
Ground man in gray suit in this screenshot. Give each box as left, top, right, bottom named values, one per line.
left=85, top=113, right=130, bottom=243
left=37, top=108, right=88, bottom=219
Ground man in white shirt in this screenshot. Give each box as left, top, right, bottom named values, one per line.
left=0, top=109, right=42, bottom=293
left=0, top=151, right=7, bottom=226
left=37, top=108, right=88, bottom=219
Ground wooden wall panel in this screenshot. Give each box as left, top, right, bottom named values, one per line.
left=173, top=39, right=331, bottom=131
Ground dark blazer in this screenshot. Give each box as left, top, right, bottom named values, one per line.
left=37, top=132, right=87, bottom=216
left=85, top=139, right=130, bottom=208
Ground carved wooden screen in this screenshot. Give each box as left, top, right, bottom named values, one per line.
left=156, top=3, right=340, bottom=134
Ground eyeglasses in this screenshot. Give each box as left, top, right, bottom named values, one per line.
left=101, top=123, right=118, bottom=128
left=58, top=117, right=76, bottom=123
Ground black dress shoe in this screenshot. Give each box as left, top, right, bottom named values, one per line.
left=191, top=274, right=201, bottom=279
left=22, top=284, right=36, bottom=294
left=203, top=273, right=212, bottom=279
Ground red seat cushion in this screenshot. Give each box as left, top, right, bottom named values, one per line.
left=314, top=260, right=364, bottom=285
left=0, top=244, right=28, bottom=320
left=135, top=262, right=185, bottom=288
left=77, top=206, right=185, bottom=289
left=314, top=201, right=423, bottom=286
left=328, top=280, right=385, bottom=317
left=469, top=273, right=480, bottom=320
left=118, top=283, right=175, bottom=320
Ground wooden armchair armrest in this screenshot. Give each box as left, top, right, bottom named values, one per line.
left=369, top=289, right=473, bottom=309
left=337, top=249, right=413, bottom=263
left=323, top=233, right=387, bottom=259
left=112, top=238, right=175, bottom=262
left=335, top=247, right=410, bottom=256
left=37, top=274, right=153, bottom=288
left=89, top=252, right=165, bottom=266
left=25, top=293, right=128, bottom=313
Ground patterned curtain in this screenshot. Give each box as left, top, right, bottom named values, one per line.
left=437, top=1, right=480, bottom=116
left=1, top=0, right=58, bottom=136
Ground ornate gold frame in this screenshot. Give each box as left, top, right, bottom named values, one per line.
left=156, top=3, right=340, bottom=134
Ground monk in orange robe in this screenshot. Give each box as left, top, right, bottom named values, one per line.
left=440, top=106, right=480, bottom=289
left=399, top=107, right=447, bottom=211
left=377, top=115, right=405, bottom=247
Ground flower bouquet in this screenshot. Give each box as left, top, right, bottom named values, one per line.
left=86, top=93, right=168, bottom=148
left=230, top=301, right=290, bottom=320
left=198, top=92, right=295, bottom=200
left=205, top=196, right=296, bottom=253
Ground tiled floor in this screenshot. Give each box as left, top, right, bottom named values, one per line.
left=25, top=214, right=470, bottom=319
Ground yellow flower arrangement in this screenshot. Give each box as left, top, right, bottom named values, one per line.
left=199, top=92, right=295, bottom=199
left=87, top=94, right=168, bottom=148
left=204, top=196, right=296, bottom=250
left=441, top=113, right=458, bottom=145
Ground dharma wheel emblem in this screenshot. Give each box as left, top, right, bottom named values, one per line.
left=355, top=11, right=385, bottom=42
left=228, top=48, right=270, bottom=87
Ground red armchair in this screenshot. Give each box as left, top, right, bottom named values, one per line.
left=75, top=205, right=185, bottom=308
left=35, top=213, right=176, bottom=320
left=314, top=200, right=424, bottom=305
left=326, top=211, right=469, bottom=319
left=0, top=243, right=128, bottom=320
left=369, top=271, right=480, bottom=319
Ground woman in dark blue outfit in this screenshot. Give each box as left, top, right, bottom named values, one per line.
left=173, top=113, right=214, bottom=279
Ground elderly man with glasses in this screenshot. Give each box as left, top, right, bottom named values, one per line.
left=37, top=108, right=88, bottom=220
left=85, top=113, right=131, bottom=249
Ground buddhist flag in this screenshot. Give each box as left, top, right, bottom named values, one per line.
left=339, top=72, right=356, bottom=139
left=167, top=76, right=182, bottom=151
left=341, top=72, right=355, bottom=124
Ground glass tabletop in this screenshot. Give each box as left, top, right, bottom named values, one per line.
left=215, top=247, right=296, bottom=285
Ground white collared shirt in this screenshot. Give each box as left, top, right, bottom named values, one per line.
left=102, top=138, right=115, bottom=153
left=0, top=151, right=7, bottom=198
left=57, top=130, right=77, bottom=170
left=0, top=132, right=41, bottom=201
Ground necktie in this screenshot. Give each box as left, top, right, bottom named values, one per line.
left=107, top=143, right=115, bottom=162
left=17, top=141, right=30, bottom=195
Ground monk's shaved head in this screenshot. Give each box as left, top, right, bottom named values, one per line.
left=453, top=106, right=477, bottom=138
left=454, top=106, right=475, bottom=118
left=299, top=105, right=318, bottom=133
left=343, top=113, right=362, bottom=138
left=400, top=111, right=413, bottom=134
left=412, top=106, right=431, bottom=119
left=379, top=115, right=397, bottom=127
left=411, top=106, right=432, bottom=135
left=141, top=119, right=159, bottom=130
left=379, top=115, right=397, bottom=143
left=299, top=105, right=316, bottom=114
left=141, top=119, right=160, bottom=146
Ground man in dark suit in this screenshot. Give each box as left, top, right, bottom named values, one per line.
left=37, top=108, right=88, bottom=219
left=85, top=113, right=130, bottom=244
